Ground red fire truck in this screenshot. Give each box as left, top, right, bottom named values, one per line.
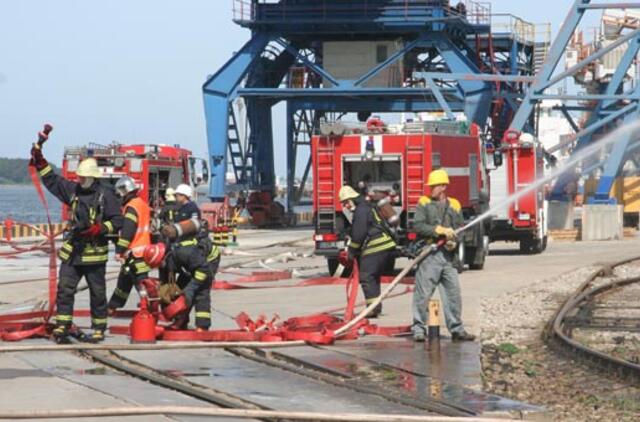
left=488, top=130, right=548, bottom=253
left=61, top=142, right=209, bottom=220
left=312, top=120, right=492, bottom=274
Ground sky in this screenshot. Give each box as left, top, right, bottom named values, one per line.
left=0, top=1, right=600, bottom=176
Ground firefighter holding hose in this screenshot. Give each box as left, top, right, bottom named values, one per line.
left=411, top=169, right=475, bottom=342
left=161, top=184, right=216, bottom=331
left=30, top=133, right=123, bottom=343
left=339, top=185, right=397, bottom=318
left=107, top=176, right=151, bottom=313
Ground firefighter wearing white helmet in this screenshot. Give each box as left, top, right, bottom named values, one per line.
left=340, top=185, right=396, bottom=318
left=160, top=184, right=217, bottom=331
left=107, top=176, right=152, bottom=314
left=30, top=138, right=122, bottom=343
left=412, top=169, right=474, bottom=342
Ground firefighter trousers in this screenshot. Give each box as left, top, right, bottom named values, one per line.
left=108, top=257, right=150, bottom=309
left=357, top=249, right=394, bottom=315
left=56, top=262, right=107, bottom=330
left=174, top=244, right=213, bottom=329
left=412, top=249, right=465, bottom=337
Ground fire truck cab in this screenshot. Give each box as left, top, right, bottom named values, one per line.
left=312, top=120, right=491, bottom=275
left=62, top=143, right=208, bottom=218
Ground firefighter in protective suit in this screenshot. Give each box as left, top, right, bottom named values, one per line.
left=30, top=147, right=122, bottom=343
left=107, top=176, right=151, bottom=312
left=161, top=184, right=215, bottom=330
left=411, top=169, right=475, bottom=342
left=340, top=185, right=397, bottom=318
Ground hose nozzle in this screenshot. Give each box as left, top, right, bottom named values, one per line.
left=37, top=123, right=53, bottom=147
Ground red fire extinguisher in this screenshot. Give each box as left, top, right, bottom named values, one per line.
left=130, top=291, right=157, bottom=344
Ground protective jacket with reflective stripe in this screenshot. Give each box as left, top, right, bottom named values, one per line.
left=38, top=164, right=122, bottom=265
left=116, top=196, right=151, bottom=258
left=347, top=197, right=397, bottom=257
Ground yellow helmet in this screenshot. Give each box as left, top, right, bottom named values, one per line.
left=76, top=158, right=101, bottom=178
left=165, top=187, right=176, bottom=202
left=338, top=186, right=360, bottom=202
left=427, top=169, right=449, bottom=186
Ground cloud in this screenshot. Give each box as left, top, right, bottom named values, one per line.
left=0, top=73, right=6, bottom=84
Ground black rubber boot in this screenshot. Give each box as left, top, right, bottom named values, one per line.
left=52, top=325, right=70, bottom=344
left=452, top=331, right=476, bottom=342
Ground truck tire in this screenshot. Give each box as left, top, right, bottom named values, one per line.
left=327, top=257, right=352, bottom=278
left=531, top=237, right=545, bottom=254
left=466, top=246, right=486, bottom=270
left=519, top=238, right=533, bottom=254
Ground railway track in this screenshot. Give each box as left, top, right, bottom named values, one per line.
left=75, top=344, right=476, bottom=419
left=545, top=256, right=640, bottom=382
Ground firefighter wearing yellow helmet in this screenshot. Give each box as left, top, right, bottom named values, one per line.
left=412, top=169, right=474, bottom=342
left=339, top=185, right=396, bottom=318
left=30, top=142, right=123, bottom=343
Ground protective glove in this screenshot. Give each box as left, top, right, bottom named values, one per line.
left=30, top=145, right=48, bottom=170
left=161, top=224, right=178, bottom=240
left=78, top=223, right=103, bottom=239
left=434, top=225, right=456, bottom=241
left=444, top=240, right=457, bottom=251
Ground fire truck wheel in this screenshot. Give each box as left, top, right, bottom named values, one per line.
left=519, top=238, right=533, bottom=254
left=466, top=246, right=486, bottom=270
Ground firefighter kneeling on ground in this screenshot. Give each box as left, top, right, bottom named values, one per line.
left=161, top=184, right=217, bottom=331
left=107, top=176, right=151, bottom=313
left=30, top=144, right=122, bottom=343
left=339, top=185, right=397, bottom=318
left=411, top=169, right=475, bottom=342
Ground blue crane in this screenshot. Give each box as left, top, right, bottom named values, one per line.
left=202, top=0, right=539, bottom=217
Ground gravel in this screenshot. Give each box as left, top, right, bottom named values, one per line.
left=481, top=265, right=640, bottom=421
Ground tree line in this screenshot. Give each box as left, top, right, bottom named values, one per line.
left=0, top=157, right=58, bottom=184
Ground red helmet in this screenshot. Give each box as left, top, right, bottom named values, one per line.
left=143, top=243, right=166, bottom=268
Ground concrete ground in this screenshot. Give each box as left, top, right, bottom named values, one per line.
left=1, top=229, right=639, bottom=420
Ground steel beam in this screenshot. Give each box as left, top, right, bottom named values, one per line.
left=203, top=33, right=271, bottom=199
left=425, top=77, right=455, bottom=119
left=578, top=3, right=640, bottom=9
left=509, top=0, right=591, bottom=132
left=593, top=86, right=640, bottom=202
left=274, top=39, right=340, bottom=87
left=354, top=37, right=425, bottom=87
left=559, top=106, right=580, bottom=133
left=538, top=28, right=640, bottom=92
left=434, top=36, right=492, bottom=124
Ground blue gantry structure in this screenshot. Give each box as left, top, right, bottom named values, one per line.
left=202, top=0, right=544, bottom=211
left=508, top=0, right=640, bottom=203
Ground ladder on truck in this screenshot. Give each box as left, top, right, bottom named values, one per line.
left=406, top=141, right=426, bottom=224
left=315, top=140, right=337, bottom=231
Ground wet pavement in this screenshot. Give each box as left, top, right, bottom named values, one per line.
left=4, top=230, right=640, bottom=419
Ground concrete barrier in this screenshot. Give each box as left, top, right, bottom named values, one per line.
left=548, top=201, right=575, bottom=230
left=0, top=223, right=65, bottom=240
left=581, top=204, right=623, bottom=241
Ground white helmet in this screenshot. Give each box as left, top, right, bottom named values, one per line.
left=175, top=184, right=193, bottom=199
